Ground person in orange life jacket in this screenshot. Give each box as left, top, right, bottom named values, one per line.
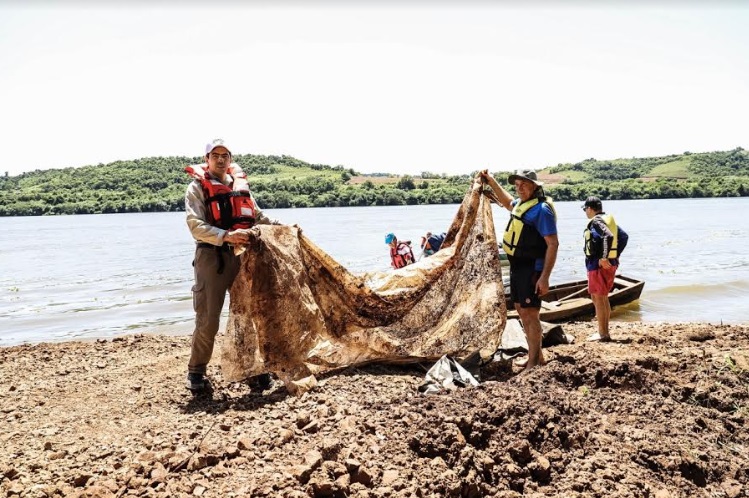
left=184, top=139, right=282, bottom=392
left=582, top=196, right=628, bottom=343
left=420, top=231, right=446, bottom=257
left=385, top=233, right=415, bottom=269
left=481, top=169, right=559, bottom=370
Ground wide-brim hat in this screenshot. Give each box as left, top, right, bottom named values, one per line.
left=507, top=169, right=543, bottom=187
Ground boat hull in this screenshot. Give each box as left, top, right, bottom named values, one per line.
left=506, top=275, right=644, bottom=323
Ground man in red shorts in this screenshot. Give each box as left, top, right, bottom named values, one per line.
left=582, top=196, right=628, bottom=342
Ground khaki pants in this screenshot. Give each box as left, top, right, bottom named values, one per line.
left=188, top=246, right=241, bottom=375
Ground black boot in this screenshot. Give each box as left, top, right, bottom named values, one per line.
left=248, top=373, right=273, bottom=391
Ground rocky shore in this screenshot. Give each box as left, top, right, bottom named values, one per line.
left=1, top=321, right=748, bottom=498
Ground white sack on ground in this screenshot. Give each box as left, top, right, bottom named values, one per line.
left=418, top=355, right=481, bottom=394
left=221, top=174, right=506, bottom=394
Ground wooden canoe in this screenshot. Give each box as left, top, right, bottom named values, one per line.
left=506, top=274, right=645, bottom=323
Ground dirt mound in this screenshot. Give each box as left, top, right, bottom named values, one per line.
left=535, top=172, right=567, bottom=186
left=1, top=322, right=748, bottom=497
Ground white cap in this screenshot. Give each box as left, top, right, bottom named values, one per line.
left=205, top=138, right=232, bottom=156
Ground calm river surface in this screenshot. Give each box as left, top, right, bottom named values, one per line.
left=1, top=198, right=748, bottom=346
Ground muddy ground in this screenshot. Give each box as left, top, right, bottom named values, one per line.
left=1, top=321, right=748, bottom=498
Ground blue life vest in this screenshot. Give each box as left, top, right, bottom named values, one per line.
left=427, top=233, right=445, bottom=251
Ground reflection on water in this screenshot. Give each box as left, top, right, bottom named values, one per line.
left=636, top=279, right=749, bottom=324
left=609, top=301, right=644, bottom=323
left=1, top=197, right=748, bottom=346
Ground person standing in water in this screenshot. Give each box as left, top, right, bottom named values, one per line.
left=385, top=233, right=415, bottom=269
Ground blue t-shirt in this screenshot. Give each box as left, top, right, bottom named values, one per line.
left=511, top=199, right=557, bottom=271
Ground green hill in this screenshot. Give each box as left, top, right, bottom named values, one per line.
left=0, top=148, right=747, bottom=216
left=534, top=147, right=749, bottom=201
left=0, top=154, right=469, bottom=216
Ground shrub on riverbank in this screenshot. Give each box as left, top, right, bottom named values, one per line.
left=0, top=148, right=747, bottom=216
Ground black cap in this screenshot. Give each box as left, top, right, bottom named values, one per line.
left=582, top=196, right=602, bottom=211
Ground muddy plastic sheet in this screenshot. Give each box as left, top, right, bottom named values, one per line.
left=221, top=175, right=506, bottom=394
left=493, top=319, right=575, bottom=362
left=418, top=355, right=481, bottom=394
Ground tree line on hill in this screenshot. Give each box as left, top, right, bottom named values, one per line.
left=544, top=148, right=749, bottom=200
left=0, top=148, right=747, bottom=216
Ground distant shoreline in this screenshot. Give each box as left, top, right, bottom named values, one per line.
left=1, top=148, right=747, bottom=216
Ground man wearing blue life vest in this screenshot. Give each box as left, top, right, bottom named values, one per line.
left=385, top=233, right=415, bottom=269
left=582, top=196, right=628, bottom=342
left=184, top=139, right=282, bottom=392
left=420, top=231, right=446, bottom=257
left=482, top=169, right=559, bottom=370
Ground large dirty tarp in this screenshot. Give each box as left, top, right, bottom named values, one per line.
left=221, top=174, right=507, bottom=394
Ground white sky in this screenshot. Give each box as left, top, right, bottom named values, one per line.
left=1, top=2, right=747, bottom=176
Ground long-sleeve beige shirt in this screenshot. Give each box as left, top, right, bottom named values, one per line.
left=185, top=172, right=279, bottom=246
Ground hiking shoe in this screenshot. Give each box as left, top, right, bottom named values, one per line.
left=248, top=373, right=273, bottom=391
left=257, top=373, right=272, bottom=390
left=186, top=373, right=208, bottom=391
left=586, top=333, right=612, bottom=343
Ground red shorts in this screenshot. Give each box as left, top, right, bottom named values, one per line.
left=587, top=266, right=617, bottom=296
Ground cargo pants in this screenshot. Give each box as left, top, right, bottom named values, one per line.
left=188, top=245, right=241, bottom=375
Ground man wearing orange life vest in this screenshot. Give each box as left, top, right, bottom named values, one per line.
left=184, top=139, right=281, bottom=392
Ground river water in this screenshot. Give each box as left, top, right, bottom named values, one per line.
left=1, top=198, right=748, bottom=346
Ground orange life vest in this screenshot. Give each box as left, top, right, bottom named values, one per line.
left=185, top=163, right=257, bottom=230
left=390, top=242, right=415, bottom=269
